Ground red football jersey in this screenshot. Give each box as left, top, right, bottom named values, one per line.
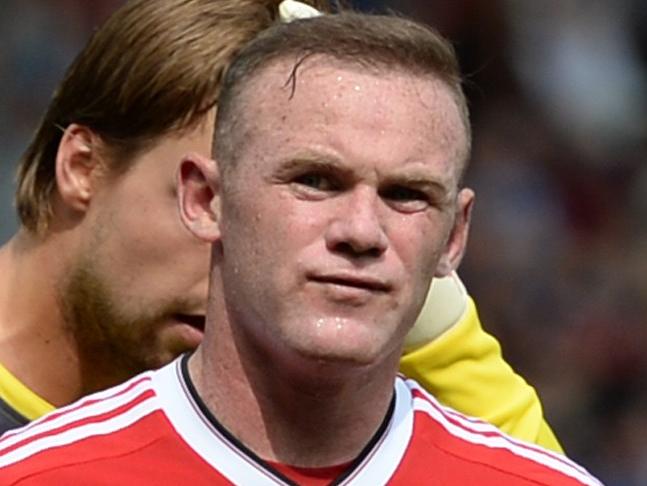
left=0, top=357, right=601, bottom=485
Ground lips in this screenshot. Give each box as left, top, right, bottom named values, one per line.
left=309, top=273, right=391, bottom=292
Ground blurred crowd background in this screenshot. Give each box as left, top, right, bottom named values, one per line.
left=0, top=1, right=645, bottom=484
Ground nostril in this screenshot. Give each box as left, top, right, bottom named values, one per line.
left=332, top=241, right=384, bottom=258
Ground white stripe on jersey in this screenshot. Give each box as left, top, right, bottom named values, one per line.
left=1, top=372, right=155, bottom=443
left=154, top=360, right=289, bottom=486
left=0, top=373, right=156, bottom=453
left=154, top=361, right=414, bottom=486
left=0, top=397, right=158, bottom=467
left=333, top=377, right=413, bottom=485
left=407, top=379, right=602, bottom=486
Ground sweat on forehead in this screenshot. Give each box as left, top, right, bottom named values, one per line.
left=213, top=11, right=471, bottom=168
left=232, top=55, right=465, bottom=161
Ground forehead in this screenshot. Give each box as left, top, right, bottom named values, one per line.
left=235, top=56, right=467, bottom=175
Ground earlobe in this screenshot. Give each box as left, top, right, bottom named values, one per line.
left=55, top=124, right=100, bottom=214
left=435, top=188, right=475, bottom=277
left=177, top=152, right=221, bottom=242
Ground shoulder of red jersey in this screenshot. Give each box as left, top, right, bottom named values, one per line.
left=0, top=364, right=603, bottom=486
left=398, top=376, right=603, bottom=486
left=0, top=370, right=163, bottom=479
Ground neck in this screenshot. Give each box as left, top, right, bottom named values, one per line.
left=190, top=297, right=400, bottom=467
left=0, top=230, right=85, bottom=407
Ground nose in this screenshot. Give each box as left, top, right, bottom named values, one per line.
left=325, top=186, right=388, bottom=259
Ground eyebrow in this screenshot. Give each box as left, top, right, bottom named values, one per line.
left=382, top=171, right=453, bottom=200
left=273, top=152, right=353, bottom=178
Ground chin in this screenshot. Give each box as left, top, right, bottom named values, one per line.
left=304, top=319, right=394, bottom=362
left=292, top=338, right=386, bottom=368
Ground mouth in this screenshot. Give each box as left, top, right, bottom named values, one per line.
left=309, top=274, right=390, bottom=292
left=173, top=313, right=206, bottom=333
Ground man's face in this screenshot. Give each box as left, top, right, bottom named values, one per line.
left=61, top=117, right=213, bottom=384
left=216, top=59, right=472, bottom=367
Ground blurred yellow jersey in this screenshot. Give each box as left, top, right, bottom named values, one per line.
left=400, top=296, right=563, bottom=453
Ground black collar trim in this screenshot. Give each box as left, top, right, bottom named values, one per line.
left=179, top=353, right=396, bottom=486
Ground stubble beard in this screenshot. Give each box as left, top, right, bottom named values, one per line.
left=58, top=256, right=184, bottom=394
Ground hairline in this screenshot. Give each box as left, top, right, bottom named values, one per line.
left=216, top=52, right=471, bottom=179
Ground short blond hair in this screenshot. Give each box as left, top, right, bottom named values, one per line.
left=16, top=0, right=335, bottom=234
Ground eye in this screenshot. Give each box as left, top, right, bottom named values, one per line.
left=293, top=172, right=339, bottom=192
left=380, top=185, right=430, bottom=212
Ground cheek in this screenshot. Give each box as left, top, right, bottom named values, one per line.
left=391, top=216, right=448, bottom=276
left=97, top=199, right=212, bottom=295
left=228, top=187, right=306, bottom=239
left=223, top=195, right=317, bottom=282
left=143, top=222, right=211, bottom=290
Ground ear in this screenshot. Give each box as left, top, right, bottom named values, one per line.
left=435, top=188, right=475, bottom=277
left=55, top=124, right=102, bottom=214
left=177, top=152, right=221, bottom=242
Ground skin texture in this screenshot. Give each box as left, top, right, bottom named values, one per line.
left=181, top=57, right=474, bottom=466
left=0, top=115, right=214, bottom=404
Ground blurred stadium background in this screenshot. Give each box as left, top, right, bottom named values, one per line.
left=0, top=1, right=645, bottom=484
